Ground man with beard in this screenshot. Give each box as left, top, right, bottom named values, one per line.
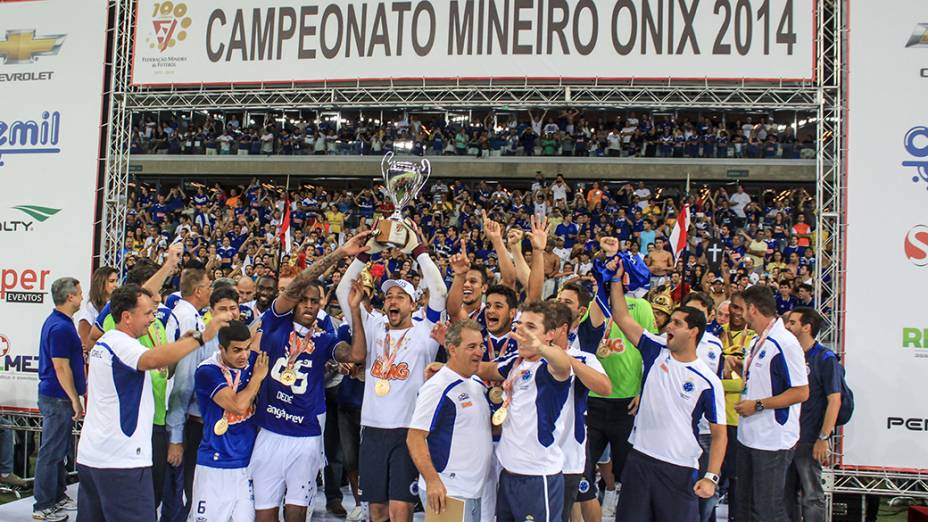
left=335, top=222, right=448, bottom=522
left=250, top=232, right=370, bottom=522
left=253, top=276, right=277, bottom=318
left=446, top=215, right=517, bottom=325
left=608, top=260, right=727, bottom=522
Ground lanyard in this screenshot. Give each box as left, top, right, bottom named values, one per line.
left=286, top=329, right=317, bottom=367
left=500, top=357, right=525, bottom=410
left=744, top=319, right=776, bottom=381
left=382, top=326, right=412, bottom=371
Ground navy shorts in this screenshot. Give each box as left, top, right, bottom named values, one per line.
left=496, top=469, right=564, bottom=522
left=77, top=464, right=155, bottom=522
left=616, top=449, right=699, bottom=522
left=576, top=439, right=599, bottom=503
left=358, top=426, right=418, bottom=504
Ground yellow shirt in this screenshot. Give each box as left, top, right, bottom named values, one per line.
left=325, top=210, right=345, bottom=234
left=720, top=324, right=756, bottom=426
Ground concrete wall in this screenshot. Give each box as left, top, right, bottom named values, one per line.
left=130, top=155, right=815, bottom=182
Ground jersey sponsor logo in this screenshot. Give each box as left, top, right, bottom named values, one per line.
left=599, top=337, right=626, bottom=356
left=265, top=404, right=305, bottom=424
left=904, top=225, right=928, bottom=267
left=371, top=356, right=410, bottom=381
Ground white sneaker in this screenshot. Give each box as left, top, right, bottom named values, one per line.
left=56, top=496, right=78, bottom=511
left=32, top=508, right=67, bottom=522
left=601, top=488, right=618, bottom=517
left=346, top=506, right=364, bottom=521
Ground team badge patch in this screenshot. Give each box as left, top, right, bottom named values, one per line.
left=578, top=479, right=591, bottom=493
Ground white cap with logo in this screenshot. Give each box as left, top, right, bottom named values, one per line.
left=381, top=279, right=416, bottom=301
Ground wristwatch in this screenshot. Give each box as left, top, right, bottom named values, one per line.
left=703, top=472, right=720, bottom=485
left=192, top=330, right=205, bottom=347
left=754, top=399, right=765, bottom=412
left=818, top=432, right=831, bottom=441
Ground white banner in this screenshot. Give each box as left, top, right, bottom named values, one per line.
left=0, top=0, right=107, bottom=410
left=131, top=0, right=814, bottom=85
left=843, top=0, right=928, bottom=471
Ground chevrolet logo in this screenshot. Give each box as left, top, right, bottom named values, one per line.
left=0, top=30, right=65, bottom=64
left=907, top=24, right=928, bottom=48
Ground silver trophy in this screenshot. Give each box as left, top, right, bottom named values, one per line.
left=376, top=152, right=430, bottom=246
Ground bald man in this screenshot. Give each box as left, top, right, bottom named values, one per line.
left=236, top=278, right=258, bottom=327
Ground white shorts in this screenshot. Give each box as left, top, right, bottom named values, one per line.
left=187, top=465, right=254, bottom=522
left=249, top=429, right=324, bottom=509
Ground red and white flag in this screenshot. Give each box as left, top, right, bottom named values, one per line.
left=669, top=204, right=690, bottom=260
left=279, top=200, right=292, bottom=253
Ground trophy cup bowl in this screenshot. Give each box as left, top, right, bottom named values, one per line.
left=376, top=152, right=430, bottom=247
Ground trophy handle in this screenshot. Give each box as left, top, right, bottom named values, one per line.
left=414, top=158, right=431, bottom=199
left=380, top=151, right=395, bottom=184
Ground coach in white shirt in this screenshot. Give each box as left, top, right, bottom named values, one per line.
left=407, top=319, right=492, bottom=522
left=76, top=284, right=230, bottom=522
left=733, top=286, right=809, bottom=522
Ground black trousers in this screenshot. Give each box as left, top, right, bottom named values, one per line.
left=585, top=397, right=636, bottom=480
left=182, top=418, right=203, bottom=517
left=151, top=425, right=168, bottom=509
left=323, top=386, right=344, bottom=503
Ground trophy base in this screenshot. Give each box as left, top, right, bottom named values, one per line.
left=376, top=219, right=409, bottom=247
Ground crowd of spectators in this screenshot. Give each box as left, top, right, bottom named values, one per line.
left=130, top=109, right=816, bottom=160
left=122, top=175, right=821, bottom=316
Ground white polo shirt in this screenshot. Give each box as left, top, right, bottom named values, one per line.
left=77, top=329, right=154, bottom=469
left=629, top=332, right=726, bottom=470
left=558, top=347, right=607, bottom=474
left=360, top=307, right=441, bottom=429
left=495, top=353, right=572, bottom=476
left=738, top=318, right=808, bottom=451
left=164, top=298, right=204, bottom=342
left=696, top=332, right=724, bottom=435
left=409, top=366, right=492, bottom=499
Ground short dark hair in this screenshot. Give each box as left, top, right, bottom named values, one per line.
left=125, top=260, right=161, bottom=286
left=797, top=283, right=814, bottom=294
left=741, top=285, right=777, bottom=317
left=210, top=287, right=240, bottom=308
left=486, top=285, right=518, bottom=309
left=544, top=300, right=573, bottom=330
left=218, top=320, right=251, bottom=349
left=559, top=281, right=592, bottom=309
left=110, top=284, right=153, bottom=323
left=790, top=307, right=823, bottom=337
left=674, top=305, right=708, bottom=342
left=681, top=292, right=715, bottom=314
left=468, top=263, right=489, bottom=284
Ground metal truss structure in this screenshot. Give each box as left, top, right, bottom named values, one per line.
left=0, top=0, right=898, bottom=511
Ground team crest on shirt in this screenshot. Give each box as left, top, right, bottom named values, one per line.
left=708, top=351, right=718, bottom=360
left=758, top=350, right=767, bottom=359
left=520, top=370, right=532, bottom=382
left=681, top=380, right=696, bottom=398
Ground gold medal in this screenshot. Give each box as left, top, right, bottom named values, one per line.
left=492, top=407, right=508, bottom=426
left=375, top=378, right=391, bottom=397
left=213, top=417, right=229, bottom=436
left=280, top=368, right=297, bottom=386
left=489, top=386, right=504, bottom=405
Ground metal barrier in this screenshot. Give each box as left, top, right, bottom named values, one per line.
left=0, top=410, right=81, bottom=499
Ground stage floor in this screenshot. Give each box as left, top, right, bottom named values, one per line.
left=0, top=483, right=731, bottom=521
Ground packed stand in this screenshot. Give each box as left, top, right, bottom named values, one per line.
left=130, top=110, right=816, bottom=160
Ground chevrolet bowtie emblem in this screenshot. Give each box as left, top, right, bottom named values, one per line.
left=0, top=30, right=66, bottom=64
left=907, top=24, right=928, bottom=48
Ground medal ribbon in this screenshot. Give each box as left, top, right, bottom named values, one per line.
left=743, top=319, right=776, bottom=382
left=500, top=357, right=525, bottom=410
left=218, top=355, right=242, bottom=420
left=380, top=326, right=412, bottom=378
left=286, top=328, right=317, bottom=368
left=487, top=331, right=512, bottom=361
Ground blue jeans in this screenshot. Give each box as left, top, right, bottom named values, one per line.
left=34, top=394, right=74, bottom=511
left=0, top=417, right=14, bottom=475
left=735, top=444, right=794, bottom=522
left=784, top=442, right=826, bottom=522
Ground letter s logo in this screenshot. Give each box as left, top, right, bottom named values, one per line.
left=904, top=225, right=928, bottom=267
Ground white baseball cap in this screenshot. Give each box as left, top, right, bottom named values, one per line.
left=381, top=279, right=416, bottom=301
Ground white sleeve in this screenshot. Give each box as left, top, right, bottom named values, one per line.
left=579, top=351, right=607, bottom=376
left=416, top=252, right=447, bottom=313
left=785, top=341, right=809, bottom=387
left=336, top=259, right=367, bottom=329
left=114, top=336, right=149, bottom=371
left=409, top=380, right=445, bottom=432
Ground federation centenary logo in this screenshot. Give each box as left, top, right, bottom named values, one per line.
left=145, top=1, right=192, bottom=53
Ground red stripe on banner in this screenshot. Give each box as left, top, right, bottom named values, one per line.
left=279, top=200, right=291, bottom=250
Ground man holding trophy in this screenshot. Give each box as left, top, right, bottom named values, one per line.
left=335, top=153, right=449, bottom=522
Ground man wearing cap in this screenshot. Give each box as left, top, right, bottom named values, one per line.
left=649, top=291, right=673, bottom=332
left=336, top=223, right=448, bottom=522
